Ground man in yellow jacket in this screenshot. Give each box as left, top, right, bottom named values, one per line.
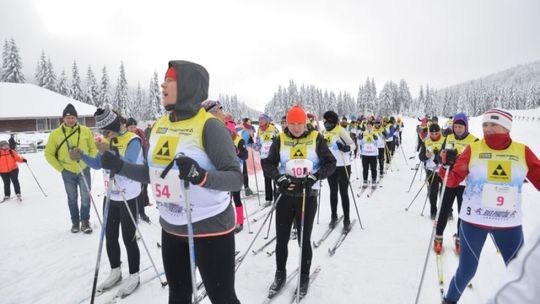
left=45, top=104, right=97, bottom=233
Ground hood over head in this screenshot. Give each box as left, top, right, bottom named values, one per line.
left=166, top=60, right=209, bottom=121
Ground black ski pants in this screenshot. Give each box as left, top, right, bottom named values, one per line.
left=232, top=191, right=242, bottom=207
left=275, top=194, right=317, bottom=276
left=242, top=161, right=249, bottom=189
left=327, top=166, right=351, bottom=222
left=377, top=148, right=385, bottom=174
left=261, top=159, right=274, bottom=201
left=162, top=229, right=240, bottom=304
left=436, top=185, right=465, bottom=236
left=361, top=155, right=378, bottom=182
left=105, top=198, right=140, bottom=274
left=137, top=184, right=150, bottom=217
left=1, top=168, right=20, bottom=197
left=426, top=170, right=442, bottom=217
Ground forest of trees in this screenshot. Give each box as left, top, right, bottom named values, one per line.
left=2, top=38, right=540, bottom=123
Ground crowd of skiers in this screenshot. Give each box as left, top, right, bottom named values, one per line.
left=6, top=59, right=539, bottom=303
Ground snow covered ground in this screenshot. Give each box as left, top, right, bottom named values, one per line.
left=1, top=112, right=540, bottom=304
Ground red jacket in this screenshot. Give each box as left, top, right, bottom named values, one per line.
left=0, top=149, right=24, bottom=173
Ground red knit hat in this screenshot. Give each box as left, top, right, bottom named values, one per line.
left=165, top=66, right=176, bottom=80
left=287, top=105, right=306, bottom=124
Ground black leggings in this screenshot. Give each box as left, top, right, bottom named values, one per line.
left=361, top=155, right=377, bottom=181
left=242, top=161, right=249, bottom=189
left=138, top=184, right=149, bottom=216
left=386, top=141, right=395, bottom=161
left=261, top=159, right=274, bottom=201
left=377, top=148, right=385, bottom=174
left=436, top=186, right=465, bottom=236
left=275, top=194, right=317, bottom=276
left=327, top=166, right=350, bottom=222
left=1, top=168, right=20, bottom=197
left=426, top=170, right=442, bottom=216
left=162, top=230, right=240, bottom=304
left=105, top=198, right=140, bottom=274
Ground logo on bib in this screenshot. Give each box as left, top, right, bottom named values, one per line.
left=153, top=136, right=179, bottom=166
left=487, top=160, right=511, bottom=182
left=291, top=146, right=307, bottom=159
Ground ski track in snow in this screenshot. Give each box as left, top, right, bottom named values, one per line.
left=1, top=113, right=540, bottom=304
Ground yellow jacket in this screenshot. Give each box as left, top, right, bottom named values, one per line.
left=45, top=123, right=97, bottom=173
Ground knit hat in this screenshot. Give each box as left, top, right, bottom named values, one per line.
left=126, top=117, right=137, bottom=127
left=287, top=105, right=306, bottom=124
left=0, top=140, right=8, bottom=147
left=95, top=107, right=121, bottom=133
left=201, top=100, right=222, bottom=113
left=323, top=110, right=339, bottom=124
left=63, top=103, right=78, bottom=118
left=483, top=108, right=512, bottom=131
left=259, top=113, right=271, bottom=122
left=429, top=124, right=441, bottom=133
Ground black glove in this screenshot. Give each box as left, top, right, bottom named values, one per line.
left=101, top=151, right=124, bottom=174
left=175, top=156, right=207, bottom=185
left=23, top=158, right=28, bottom=163
left=305, top=174, right=318, bottom=189
left=443, top=149, right=458, bottom=166
left=276, top=175, right=293, bottom=193
left=373, top=135, right=378, bottom=141
left=248, top=137, right=254, bottom=145
left=336, top=141, right=351, bottom=152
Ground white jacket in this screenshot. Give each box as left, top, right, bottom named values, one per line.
left=487, top=224, right=540, bottom=304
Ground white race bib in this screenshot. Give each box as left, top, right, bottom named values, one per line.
left=149, top=167, right=184, bottom=205
left=261, top=142, right=272, bottom=158
left=285, top=159, right=314, bottom=178
left=481, top=184, right=518, bottom=210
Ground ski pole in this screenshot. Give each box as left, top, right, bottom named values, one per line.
left=400, top=143, right=409, bottom=166
left=407, top=161, right=421, bottom=193
left=236, top=194, right=282, bottom=272
left=404, top=179, right=428, bottom=211
left=264, top=205, right=274, bottom=239
left=179, top=168, right=199, bottom=303
left=25, top=162, right=48, bottom=197
left=90, top=170, right=114, bottom=304
left=118, top=186, right=167, bottom=287
left=75, top=161, right=102, bottom=226
left=414, top=165, right=450, bottom=304
left=420, top=171, right=437, bottom=217
left=316, top=180, right=322, bottom=224
left=340, top=152, right=364, bottom=230
left=296, top=171, right=309, bottom=304
left=250, top=148, right=263, bottom=207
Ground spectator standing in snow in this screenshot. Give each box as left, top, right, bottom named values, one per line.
left=44, top=104, right=97, bottom=233
left=0, top=140, right=26, bottom=201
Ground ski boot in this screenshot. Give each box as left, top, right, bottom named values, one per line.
left=371, top=180, right=378, bottom=189
left=140, top=214, right=151, bottom=223
left=329, top=216, right=338, bottom=229
left=433, top=236, right=443, bottom=254
left=263, top=200, right=272, bottom=208
left=343, top=219, right=351, bottom=233
left=116, top=272, right=139, bottom=298
left=244, top=187, right=254, bottom=196
left=268, top=270, right=286, bottom=296
left=16, top=194, right=22, bottom=201
left=297, top=272, right=310, bottom=297
left=362, top=180, right=368, bottom=189
left=235, top=224, right=244, bottom=234
left=97, top=267, right=122, bottom=293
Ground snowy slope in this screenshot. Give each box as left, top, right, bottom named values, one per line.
left=1, top=112, right=540, bottom=304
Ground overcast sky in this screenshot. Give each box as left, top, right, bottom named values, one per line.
left=1, top=0, right=539, bottom=111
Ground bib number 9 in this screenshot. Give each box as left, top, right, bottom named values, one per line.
left=481, top=184, right=517, bottom=210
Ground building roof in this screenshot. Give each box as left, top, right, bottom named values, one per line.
left=0, top=82, right=97, bottom=119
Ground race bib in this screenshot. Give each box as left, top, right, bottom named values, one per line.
left=481, top=184, right=518, bottom=210
left=286, top=159, right=313, bottom=178
left=363, top=143, right=376, bottom=153
left=103, top=173, right=111, bottom=190
left=261, top=142, right=272, bottom=158
left=149, top=167, right=184, bottom=205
